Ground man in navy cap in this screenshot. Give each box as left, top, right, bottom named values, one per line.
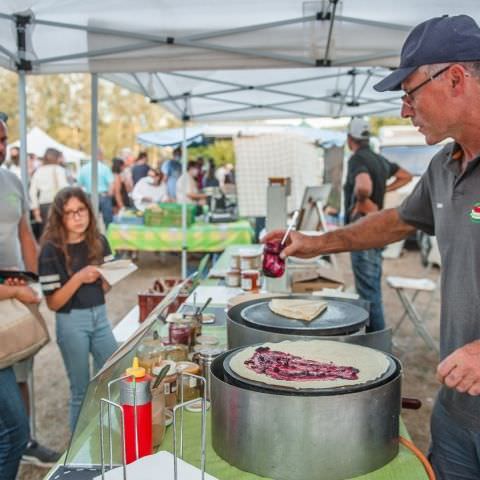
left=265, top=15, right=480, bottom=478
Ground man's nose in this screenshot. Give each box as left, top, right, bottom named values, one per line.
left=400, top=102, right=413, bottom=119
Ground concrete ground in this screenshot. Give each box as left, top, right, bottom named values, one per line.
left=18, top=249, right=441, bottom=480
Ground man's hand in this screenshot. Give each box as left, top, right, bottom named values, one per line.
left=437, top=340, right=480, bottom=395
left=262, top=230, right=319, bottom=259
left=14, top=285, right=40, bottom=304
left=74, top=266, right=101, bottom=284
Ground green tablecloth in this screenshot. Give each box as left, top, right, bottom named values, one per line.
left=107, top=220, right=253, bottom=252
left=162, top=412, right=428, bottom=480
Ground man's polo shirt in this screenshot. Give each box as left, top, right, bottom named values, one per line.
left=398, top=142, right=480, bottom=429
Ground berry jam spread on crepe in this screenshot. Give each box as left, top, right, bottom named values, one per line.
left=244, top=346, right=359, bottom=382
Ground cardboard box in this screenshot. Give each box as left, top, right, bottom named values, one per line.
left=291, top=266, right=344, bottom=293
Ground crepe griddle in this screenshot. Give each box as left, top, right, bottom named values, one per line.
left=222, top=347, right=398, bottom=396
left=240, top=299, right=368, bottom=336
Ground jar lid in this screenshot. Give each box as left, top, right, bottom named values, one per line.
left=197, top=347, right=225, bottom=359
left=196, top=335, right=219, bottom=346
left=226, top=269, right=241, bottom=275
left=176, top=361, right=200, bottom=374
left=242, top=269, right=260, bottom=275
left=239, top=248, right=260, bottom=258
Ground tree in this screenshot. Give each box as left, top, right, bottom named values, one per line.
left=0, top=70, right=179, bottom=160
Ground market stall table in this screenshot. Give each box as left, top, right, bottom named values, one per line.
left=45, top=248, right=429, bottom=480
left=107, top=220, right=253, bottom=252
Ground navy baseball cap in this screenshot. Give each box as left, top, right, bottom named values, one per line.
left=374, top=15, right=480, bottom=92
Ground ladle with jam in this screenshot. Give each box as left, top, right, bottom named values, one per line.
left=262, top=210, right=299, bottom=278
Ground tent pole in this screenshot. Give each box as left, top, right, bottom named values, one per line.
left=181, top=115, right=188, bottom=279
left=91, top=73, right=99, bottom=218
left=18, top=70, right=28, bottom=190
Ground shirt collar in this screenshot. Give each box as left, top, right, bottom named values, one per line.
left=445, top=142, right=480, bottom=176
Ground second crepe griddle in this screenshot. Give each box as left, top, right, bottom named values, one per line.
left=240, top=299, right=368, bottom=336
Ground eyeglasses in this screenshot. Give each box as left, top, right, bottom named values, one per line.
left=64, top=206, right=88, bottom=219
left=401, top=65, right=451, bottom=108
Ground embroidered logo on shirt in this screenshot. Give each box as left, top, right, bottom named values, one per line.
left=469, top=203, right=480, bottom=223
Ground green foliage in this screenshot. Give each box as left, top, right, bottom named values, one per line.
left=369, top=116, right=411, bottom=136
left=188, top=139, right=235, bottom=166
left=0, top=71, right=180, bottom=160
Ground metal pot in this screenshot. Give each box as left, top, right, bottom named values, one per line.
left=227, top=295, right=392, bottom=353
left=211, top=344, right=402, bottom=480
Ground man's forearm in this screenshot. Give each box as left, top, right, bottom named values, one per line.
left=313, top=208, right=415, bottom=254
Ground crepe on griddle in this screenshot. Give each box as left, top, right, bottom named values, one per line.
left=268, top=298, right=328, bottom=322
left=230, top=340, right=391, bottom=390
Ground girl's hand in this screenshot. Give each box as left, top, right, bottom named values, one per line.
left=75, top=266, right=101, bottom=284
left=15, top=286, right=41, bottom=304
left=4, top=277, right=27, bottom=287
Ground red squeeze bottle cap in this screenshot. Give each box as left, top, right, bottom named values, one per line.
left=126, top=357, right=146, bottom=379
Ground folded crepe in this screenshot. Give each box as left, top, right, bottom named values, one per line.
left=268, top=298, right=328, bottom=321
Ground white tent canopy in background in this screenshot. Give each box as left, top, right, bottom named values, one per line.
left=137, top=125, right=346, bottom=149
left=105, top=67, right=403, bottom=119
left=10, top=126, right=88, bottom=171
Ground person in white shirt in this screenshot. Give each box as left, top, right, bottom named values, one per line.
left=29, top=148, right=68, bottom=235
left=131, top=168, right=169, bottom=211
left=176, top=161, right=207, bottom=205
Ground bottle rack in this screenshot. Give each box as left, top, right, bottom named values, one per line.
left=99, top=372, right=208, bottom=480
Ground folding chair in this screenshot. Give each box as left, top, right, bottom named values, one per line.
left=386, top=275, right=439, bottom=353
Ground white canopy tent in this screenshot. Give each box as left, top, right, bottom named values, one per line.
left=1, top=0, right=478, bottom=276
left=10, top=126, right=88, bottom=171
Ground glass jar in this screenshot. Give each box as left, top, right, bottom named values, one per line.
left=241, top=270, right=260, bottom=291
left=262, top=240, right=286, bottom=278
left=163, top=344, right=189, bottom=362
left=136, top=339, right=165, bottom=375
left=230, top=254, right=240, bottom=270
left=175, top=361, right=201, bottom=402
left=225, top=269, right=241, bottom=287
left=156, top=360, right=177, bottom=410
left=168, top=318, right=196, bottom=347
left=239, top=250, right=261, bottom=270
left=150, top=368, right=166, bottom=448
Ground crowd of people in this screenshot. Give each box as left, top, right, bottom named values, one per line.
left=2, top=144, right=236, bottom=234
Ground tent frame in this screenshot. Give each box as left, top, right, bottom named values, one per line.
left=0, top=3, right=412, bottom=71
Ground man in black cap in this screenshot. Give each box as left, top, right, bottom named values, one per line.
left=265, top=14, right=480, bottom=478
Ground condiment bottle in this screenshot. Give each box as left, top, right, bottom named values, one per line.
left=120, top=357, right=152, bottom=464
